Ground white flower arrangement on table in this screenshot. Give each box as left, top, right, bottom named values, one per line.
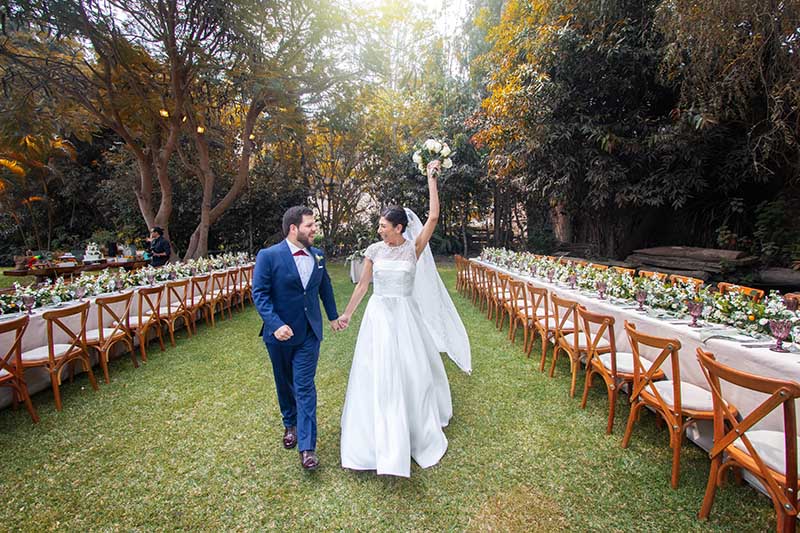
left=478, top=247, right=800, bottom=337
left=412, top=138, right=454, bottom=175
left=0, top=252, right=253, bottom=314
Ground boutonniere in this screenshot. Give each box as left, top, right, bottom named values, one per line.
left=315, top=253, right=324, bottom=268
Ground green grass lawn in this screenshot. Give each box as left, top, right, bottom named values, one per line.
left=0, top=264, right=774, bottom=531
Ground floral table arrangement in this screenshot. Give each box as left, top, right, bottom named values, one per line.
left=479, top=248, right=800, bottom=345
left=0, top=252, right=251, bottom=315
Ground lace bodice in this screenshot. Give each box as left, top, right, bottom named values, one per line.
left=365, top=239, right=417, bottom=297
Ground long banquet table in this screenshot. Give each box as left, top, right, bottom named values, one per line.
left=0, top=267, right=247, bottom=410
left=473, top=259, right=800, bottom=445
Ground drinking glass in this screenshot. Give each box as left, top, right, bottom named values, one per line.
left=769, top=319, right=792, bottom=353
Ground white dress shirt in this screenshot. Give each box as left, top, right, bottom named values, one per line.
left=287, top=239, right=314, bottom=289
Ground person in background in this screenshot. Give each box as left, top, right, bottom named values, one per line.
left=147, top=227, right=171, bottom=267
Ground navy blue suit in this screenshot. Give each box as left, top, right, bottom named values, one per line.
left=252, top=240, right=338, bottom=452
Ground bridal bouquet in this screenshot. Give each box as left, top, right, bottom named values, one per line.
left=412, top=138, right=454, bottom=175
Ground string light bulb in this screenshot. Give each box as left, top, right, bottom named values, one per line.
left=196, top=126, right=205, bottom=134
left=159, top=109, right=169, bottom=118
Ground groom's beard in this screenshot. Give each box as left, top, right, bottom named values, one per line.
left=296, top=233, right=313, bottom=249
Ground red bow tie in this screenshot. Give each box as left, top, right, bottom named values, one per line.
left=293, top=249, right=308, bottom=257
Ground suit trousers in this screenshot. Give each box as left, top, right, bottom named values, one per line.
left=264, top=324, right=321, bottom=452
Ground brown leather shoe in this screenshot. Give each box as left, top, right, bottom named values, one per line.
left=282, top=427, right=297, bottom=449
left=300, top=450, right=319, bottom=470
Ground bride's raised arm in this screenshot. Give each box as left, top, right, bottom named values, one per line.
left=414, top=160, right=440, bottom=258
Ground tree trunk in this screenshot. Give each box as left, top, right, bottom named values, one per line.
left=461, top=208, right=469, bottom=256
left=551, top=199, right=572, bottom=243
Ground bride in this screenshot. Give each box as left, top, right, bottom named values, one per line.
left=337, top=160, right=471, bottom=477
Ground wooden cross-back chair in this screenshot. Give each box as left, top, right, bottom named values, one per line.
left=209, top=271, right=229, bottom=323
left=578, top=310, right=663, bottom=434
left=717, top=282, right=765, bottom=302
left=0, top=315, right=38, bottom=422
left=639, top=270, right=668, bottom=281
left=622, top=322, right=718, bottom=488
left=224, top=268, right=241, bottom=317
left=508, top=280, right=534, bottom=349
left=87, top=291, right=135, bottom=384
left=696, top=348, right=800, bottom=532
left=130, top=285, right=165, bottom=363
left=453, top=255, right=466, bottom=295
left=525, top=285, right=556, bottom=370
left=494, top=273, right=514, bottom=331
left=612, top=266, right=635, bottom=277
left=189, top=274, right=212, bottom=328
left=21, top=301, right=99, bottom=411
left=161, top=279, right=194, bottom=346
left=483, top=268, right=499, bottom=321
left=669, top=274, right=704, bottom=290
left=238, top=264, right=254, bottom=309
left=549, top=294, right=592, bottom=397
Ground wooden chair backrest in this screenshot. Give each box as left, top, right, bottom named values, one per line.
left=211, top=272, right=228, bottom=298
left=612, top=266, right=635, bottom=277
left=226, top=268, right=240, bottom=292
left=669, top=274, right=704, bottom=290
left=137, top=285, right=164, bottom=324
left=95, top=291, right=133, bottom=343
left=639, top=270, right=668, bottom=281
left=166, top=279, right=190, bottom=314
left=590, top=263, right=609, bottom=271
left=697, top=348, right=800, bottom=510
left=527, top=284, right=548, bottom=321
left=508, top=280, right=527, bottom=313
left=579, top=306, right=617, bottom=372
left=42, top=301, right=90, bottom=363
left=495, top=273, right=510, bottom=300
left=551, top=293, right=579, bottom=350
left=191, top=274, right=211, bottom=305
left=625, top=321, right=683, bottom=412
left=0, top=315, right=29, bottom=380
left=240, top=265, right=254, bottom=291
left=717, top=282, right=764, bottom=302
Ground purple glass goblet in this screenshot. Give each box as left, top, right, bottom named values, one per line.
left=530, top=264, right=538, bottom=277
left=784, top=296, right=799, bottom=313
left=595, top=280, right=607, bottom=300
left=75, top=286, right=87, bottom=301
left=769, top=319, right=792, bottom=353
left=635, top=289, right=647, bottom=311
left=147, top=273, right=156, bottom=286
left=686, top=301, right=704, bottom=328
left=22, top=294, right=35, bottom=315
left=547, top=269, right=555, bottom=283
left=568, top=274, right=577, bottom=290
left=168, top=270, right=177, bottom=281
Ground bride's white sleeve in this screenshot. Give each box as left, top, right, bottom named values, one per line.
left=404, top=209, right=472, bottom=374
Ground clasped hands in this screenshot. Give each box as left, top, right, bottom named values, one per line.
left=272, top=316, right=350, bottom=341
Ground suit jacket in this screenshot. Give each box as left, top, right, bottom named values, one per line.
left=252, top=240, right=338, bottom=346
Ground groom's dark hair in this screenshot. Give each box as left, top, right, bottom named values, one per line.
left=282, top=206, right=314, bottom=237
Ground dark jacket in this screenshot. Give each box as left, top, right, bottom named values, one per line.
left=251, top=240, right=338, bottom=346
left=149, top=236, right=170, bottom=267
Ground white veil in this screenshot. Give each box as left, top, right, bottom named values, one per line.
left=403, top=208, right=472, bottom=374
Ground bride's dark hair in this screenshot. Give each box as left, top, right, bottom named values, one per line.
left=380, top=206, right=408, bottom=233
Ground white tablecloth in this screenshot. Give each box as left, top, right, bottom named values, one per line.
left=474, top=259, right=800, bottom=438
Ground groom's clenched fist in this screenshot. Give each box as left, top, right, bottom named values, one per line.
left=273, top=325, right=294, bottom=341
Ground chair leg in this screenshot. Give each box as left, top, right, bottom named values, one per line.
left=606, top=386, right=618, bottom=435
left=539, top=334, right=549, bottom=371
left=670, top=430, right=684, bottom=489
left=82, top=355, right=99, bottom=391
left=698, top=455, right=722, bottom=520
left=51, top=369, right=63, bottom=411
left=16, top=381, right=39, bottom=423
left=569, top=356, right=579, bottom=397
left=168, top=321, right=176, bottom=347
left=100, top=349, right=111, bottom=384
left=138, top=332, right=149, bottom=362
left=156, top=325, right=166, bottom=352
left=125, top=338, right=139, bottom=368
left=549, top=345, right=560, bottom=377
left=622, top=400, right=642, bottom=448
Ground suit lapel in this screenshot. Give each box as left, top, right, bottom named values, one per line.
left=280, top=240, right=304, bottom=289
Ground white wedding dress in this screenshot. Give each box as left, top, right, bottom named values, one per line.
left=340, top=238, right=453, bottom=477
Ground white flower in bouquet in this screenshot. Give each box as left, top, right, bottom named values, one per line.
left=413, top=137, right=455, bottom=175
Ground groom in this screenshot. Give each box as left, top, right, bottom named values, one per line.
left=252, top=206, right=343, bottom=470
